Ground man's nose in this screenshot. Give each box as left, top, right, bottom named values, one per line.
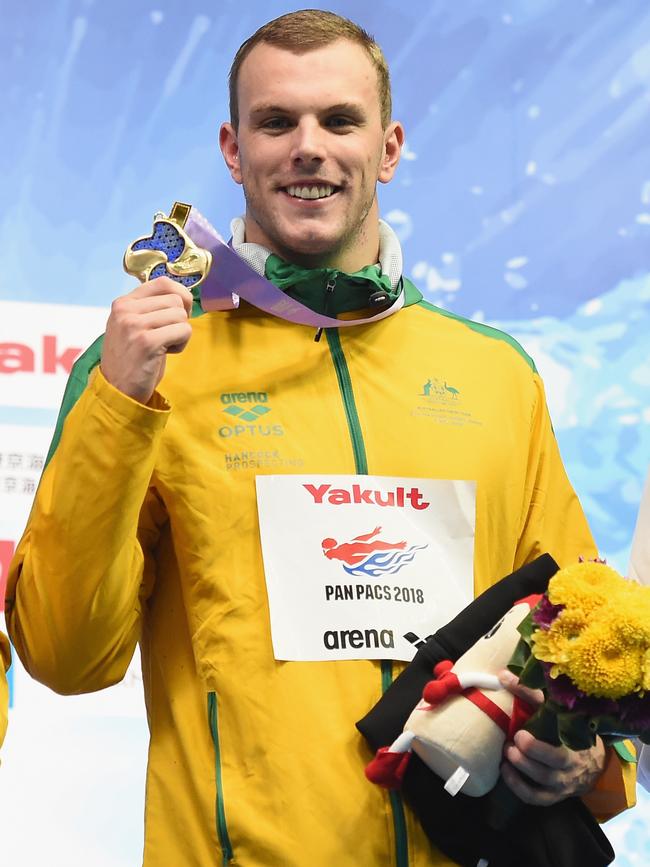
left=290, top=118, right=326, bottom=164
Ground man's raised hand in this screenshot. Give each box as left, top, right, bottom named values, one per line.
left=100, top=277, right=193, bottom=404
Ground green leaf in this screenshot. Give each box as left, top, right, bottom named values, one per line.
left=518, top=653, right=546, bottom=690
left=557, top=712, right=596, bottom=751
left=612, top=741, right=637, bottom=763
left=507, top=637, right=531, bottom=676
left=516, top=609, right=536, bottom=642
left=525, top=704, right=561, bottom=746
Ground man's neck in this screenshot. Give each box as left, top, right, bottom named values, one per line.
left=243, top=212, right=381, bottom=273
left=266, top=243, right=379, bottom=273
left=231, top=215, right=404, bottom=293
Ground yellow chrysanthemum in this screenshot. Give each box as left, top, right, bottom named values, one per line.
left=532, top=628, right=571, bottom=669
left=547, top=562, right=630, bottom=616
left=624, top=586, right=650, bottom=641
left=531, top=608, right=586, bottom=665
left=563, top=621, right=644, bottom=699
left=643, top=648, right=650, bottom=693
left=533, top=562, right=650, bottom=696
left=610, top=602, right=650, bottom=646
left=553, top=608, right=588, bottom=638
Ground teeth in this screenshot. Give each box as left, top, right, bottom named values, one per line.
left=287, top=185, right=335, bottom=200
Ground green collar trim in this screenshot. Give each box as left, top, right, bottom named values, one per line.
left=264, top=254, right=413, bottom=316
left=402, top=277, right=423, bottom=307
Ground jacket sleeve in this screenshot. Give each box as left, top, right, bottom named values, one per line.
left=5, top=368, right=170, bottom=695
left=514, top=373, right=597, bottom=569
left=0, top=631, right=10, bottom=749
left=515, top=373, right=636, bottom=820
left=637, top=744, right=650, bottom=793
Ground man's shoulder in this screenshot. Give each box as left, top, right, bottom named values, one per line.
left=407, top=294, right=537, bottom=375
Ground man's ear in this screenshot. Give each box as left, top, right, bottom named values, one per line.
left=378, top=121, right=405, bottom=184
left=219, top=122, right=243, bottom=185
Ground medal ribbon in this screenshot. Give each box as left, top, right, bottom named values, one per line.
left=185, top=206, right=404, bottom=327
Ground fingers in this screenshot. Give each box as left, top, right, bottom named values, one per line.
left=128, top=320, right=193, bottom=355
left=512, top=729, right=571, bottom=769
left=498, top=669, right=543, bottom=708
left=107, top=294, right=192, bottom=355
left=116, top=294, right=189, bottom=317
left=100, top=277, right=194, bottom=403
left=501, top=734, right=606, bottom=806
left=117, top=304, right=191, bottom=334
left=117, top=276, right=194, bottom=316
left=504, top=738, right=568, bottom=787
left=157, top=322, right=193, bottom=354
left=501, top=735, right=570, bottom=805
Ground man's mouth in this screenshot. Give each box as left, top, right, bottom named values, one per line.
left=283, top=184, right=340, bottom=200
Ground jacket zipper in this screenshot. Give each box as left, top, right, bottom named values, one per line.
left=325, top=329, right=368, bottom=474
left=314, top=273, right=338, bottom=343
left=326, top=329, right=409, bottom=867
left=208, top=692, right=234, bottom=864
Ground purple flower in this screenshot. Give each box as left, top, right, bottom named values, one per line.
left=532, top=596, right=564, bottom=630
left=544, top=669, right=583, bottom=709
left=617, top=694, right=650, bottom=731
left=543, top=667, right=621, bottom=716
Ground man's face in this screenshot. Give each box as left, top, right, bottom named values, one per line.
left=220, top=40, right=403, bottom=267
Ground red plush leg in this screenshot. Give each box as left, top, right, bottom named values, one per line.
left=365, top=747, right=412, bottom=789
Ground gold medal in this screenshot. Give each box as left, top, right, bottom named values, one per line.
left=123, top=202, right=212, bottom=288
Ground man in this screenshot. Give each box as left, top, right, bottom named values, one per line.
left=6, top=10, right=634, bottom=866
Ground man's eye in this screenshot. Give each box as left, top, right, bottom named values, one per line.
left=326, top=116, right=355, bottom=130
left=262, top=117, right=291, bottom=131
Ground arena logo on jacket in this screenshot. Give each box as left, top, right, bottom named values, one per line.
left=256, top=475, right=476, bottom=662
left=218, top=390, right=284, bottom=438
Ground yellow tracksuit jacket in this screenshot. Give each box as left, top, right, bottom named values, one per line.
left=0, top=632, right=9, bottom=749
left=6, top=281, right=634, bottom=866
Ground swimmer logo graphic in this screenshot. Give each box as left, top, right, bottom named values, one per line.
left=321, top=526, right=428, bottom=578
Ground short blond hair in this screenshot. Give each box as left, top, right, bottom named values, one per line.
left=229, top=9, right=392, bottom=129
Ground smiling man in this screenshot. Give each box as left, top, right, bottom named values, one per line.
left=219, top=33, right=403, bottom=270
left=6, top=9, right=634, bottom=867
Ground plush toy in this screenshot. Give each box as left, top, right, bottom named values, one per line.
left=365, top=595, right=540, bottom=796
left=357, top=556, right=616, bottom=867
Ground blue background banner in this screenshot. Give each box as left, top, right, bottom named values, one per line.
left=2, top=2, right=649, bottom=864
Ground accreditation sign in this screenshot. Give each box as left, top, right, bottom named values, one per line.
left=256, top=474, right=476, bottom=662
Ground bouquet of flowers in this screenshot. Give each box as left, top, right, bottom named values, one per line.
left=508, top=559, right=650, bottom=752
